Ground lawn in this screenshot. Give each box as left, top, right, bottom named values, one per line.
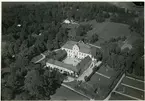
left=88, top=73, right=113, bottom=87
left=113, top=75, right=145, bottom=100
left=122, top=76, right=144, bottom=90
left=51, top=86, right=88, bottom=100
left=80, top=20, right=141, bottom=47
left=81, top=20, right=131, bottom=40
left=96, top=65, right=120, bottom=78
left=63, top=56, right=81, bottom=66
left=109, top=92, right=134, bottom=100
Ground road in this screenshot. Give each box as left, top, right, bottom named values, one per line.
left=35, top=53, right=45, bottom=63
left=87, top=43, right=101, bottom=49
left=104, top=73, right=125, bottom=101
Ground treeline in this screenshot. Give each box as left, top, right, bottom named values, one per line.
left=2, top=62, right=65, bottom=100
left=2, top=3, right=70, bottom=100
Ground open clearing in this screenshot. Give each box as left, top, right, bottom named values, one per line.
left=96, top=65, right=119, bottom=78
left=80, top=20, right=141, bottom=47
left=81, top=20, right=131, bottom=40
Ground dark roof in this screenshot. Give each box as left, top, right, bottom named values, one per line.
left=47, top=56, right=92, bottom=74
left=76, top=56, right=92, bottom=74
left=62, top=41, right=97, bottom=55
left=47, top=59, right=78, bottom=72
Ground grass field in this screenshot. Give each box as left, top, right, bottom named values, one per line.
left=80, top=20, right=141, bottom=47
left=51, top=86, right=88, bottom=100
left=116, top=84, right=144, bottom=100
left=122, top=76, right=144, bottom=90
left=81, top=20, right=131, bottom=39
left=109, top=92, right=134, bottom=100
left=96, top=65, right=119, bottom=78
left=64, top=19, right=141, bottom=48
left=88, top=65, right=120, bottom=88
left=63, top=56, right=81, bottom=66
left=88, top=73, right=112, bottom=87
left=112, top=75, right=145, bottom=100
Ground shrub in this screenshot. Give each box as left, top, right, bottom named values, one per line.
left=93, top=66, right=99, bottom=72
left=84, top=76, right=90, bottom=82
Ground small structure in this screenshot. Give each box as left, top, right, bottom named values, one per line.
left=17, top=24, right=21, bottom=27
left=63, top=19, right=78, bottom=25
left=63, top=19, right=71, bottom=24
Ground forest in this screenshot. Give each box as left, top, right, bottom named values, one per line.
left=2, top=2, right=144, bottom=100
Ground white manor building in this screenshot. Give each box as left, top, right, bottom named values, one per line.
left=61, top=41, right=97, bottom=61
left=46, top=41, right=98, bottom=78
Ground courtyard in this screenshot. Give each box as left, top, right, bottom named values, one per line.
left=63, top=56, right=81, bottom=66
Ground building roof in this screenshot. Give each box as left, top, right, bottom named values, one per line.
left=76, top=56, right=92, bottom=74
left=62, top=41, right=97, bottom=55
left=47, top=59, right=78, bottom=72
left=47, top=56, right=92, bottom=74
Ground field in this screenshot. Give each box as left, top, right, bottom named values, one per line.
left=65, top=19, right=141, bottom=48
left=88, top=65, right=119, bottom=87
left=109, top=75, right=145, bottom=100
left=51, top=86, right=88, bottom=100
left=96, top=65, right=119, bottom=78
left=81, top=20, right=131, bottom=39
left=109, top=92, right=134, bottom=100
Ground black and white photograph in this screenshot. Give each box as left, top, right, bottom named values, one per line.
left=1, top=1, right=144, bottom=100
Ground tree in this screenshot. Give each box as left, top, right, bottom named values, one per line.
left=8, top=44, right=15, bottom=56
left=24, top=70, right=44, bottom=97
left=15, top=91, right=31, bottom=100
left=96, top=16, right=105, bottom=23
left=84, top=76, right=89, bottom=82
left=90, top=34, right=99, bottom=43
left=46, top=40, right=53, bottom=51
left=2, top=87, right=14, bottom=100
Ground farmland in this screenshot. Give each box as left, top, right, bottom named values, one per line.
left=109, top=75, right=145, bottom=100
left=66, top=19, right=141, bottom=48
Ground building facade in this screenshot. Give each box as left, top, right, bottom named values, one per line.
left=46, top=59, right=79, bottom=77
left=46, top=41, right=98, bottom=78
left=61, top=41, right=97, bottom=61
